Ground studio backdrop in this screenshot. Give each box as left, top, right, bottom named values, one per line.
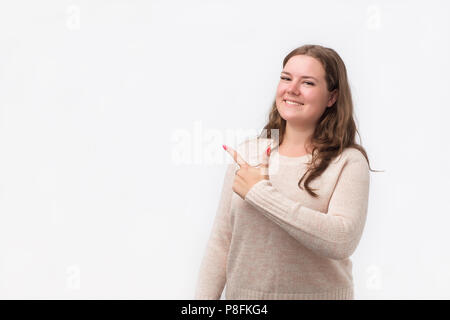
left=0, top=0, right=449, bottom=299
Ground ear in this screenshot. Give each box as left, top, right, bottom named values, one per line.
left=327, top=89, right=338, bottom=107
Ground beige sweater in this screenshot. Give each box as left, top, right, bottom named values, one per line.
left=194, top=138, right=370, bottom=300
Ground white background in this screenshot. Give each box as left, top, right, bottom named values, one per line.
left=1, top=0, right=449, bottom=299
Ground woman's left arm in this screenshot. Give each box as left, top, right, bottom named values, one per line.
left=244, top=158, right=370, bottom=260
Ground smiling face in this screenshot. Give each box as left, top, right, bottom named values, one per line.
left=276, top=54, right=337, bottom=128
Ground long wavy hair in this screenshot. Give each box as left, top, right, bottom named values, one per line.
left=258, top=44, right=382, bottom=198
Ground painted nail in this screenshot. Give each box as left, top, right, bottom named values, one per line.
left=222, top=145, right=227, bottom=151
left=266, top=147, right=271, bottom=156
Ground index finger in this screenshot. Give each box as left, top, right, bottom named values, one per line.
left=223, top=145, right=249, bottom=168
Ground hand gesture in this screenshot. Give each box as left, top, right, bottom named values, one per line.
left=222, top=144, right=271, bottom=200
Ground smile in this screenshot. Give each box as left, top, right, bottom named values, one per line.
left=284, top=99, right=304, bottom=106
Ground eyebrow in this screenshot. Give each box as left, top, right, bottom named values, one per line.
left=281, top=71, right=318, bottom=81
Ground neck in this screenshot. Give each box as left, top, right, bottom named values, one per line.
left=280, top=121, right=314, bottom=153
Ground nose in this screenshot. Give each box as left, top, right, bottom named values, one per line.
left=287, top=81, right=300, bottom=96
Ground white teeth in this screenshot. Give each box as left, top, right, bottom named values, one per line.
left=285, top=100, right=303, bottom=106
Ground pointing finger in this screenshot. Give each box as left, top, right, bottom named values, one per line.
left=223, top=145, right=249, bottom=168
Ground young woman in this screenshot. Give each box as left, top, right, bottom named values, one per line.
left=195, top=44, right=377, bottom=300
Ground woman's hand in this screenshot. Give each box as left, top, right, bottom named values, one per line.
left=223, top=144, right=271, bottom=200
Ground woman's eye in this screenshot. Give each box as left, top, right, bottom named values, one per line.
left=280, top=76, right=314, bottom=86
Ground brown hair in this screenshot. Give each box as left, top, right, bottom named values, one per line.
left=258, top=44, right=383, bottom=198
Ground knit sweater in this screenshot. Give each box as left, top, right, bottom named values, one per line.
left=194, top=137, right=370, bottom=300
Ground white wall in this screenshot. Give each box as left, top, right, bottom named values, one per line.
left=0, top=0, right=449, bottom=299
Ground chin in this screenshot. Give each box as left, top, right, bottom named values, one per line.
left=276, top=110, right=292, bottom=121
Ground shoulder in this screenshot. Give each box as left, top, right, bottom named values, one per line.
left=342, top=147, right=367, bottom=161
left=331, top=147, right=370, bottom=175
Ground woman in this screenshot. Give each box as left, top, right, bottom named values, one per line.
left=195, top=44, right=378, bottom=300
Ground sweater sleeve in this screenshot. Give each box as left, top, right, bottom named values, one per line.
left=194, top=162, right=237, bottom=299
left=244, top=158, right=370, bottom=260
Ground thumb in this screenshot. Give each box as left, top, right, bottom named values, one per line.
left=258, top=145, right=271, bottom=177
left=262, top=145, right=271, bottom=165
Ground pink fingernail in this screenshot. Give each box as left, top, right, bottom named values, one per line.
left=266, top=147, right=271, bottom=156
left=222, top=145, right=227, bottom=151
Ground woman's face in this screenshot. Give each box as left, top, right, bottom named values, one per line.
left=276, top=54, right=337, bottom=127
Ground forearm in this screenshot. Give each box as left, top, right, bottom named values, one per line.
left=195, top=163, right=236, bottom=299
left=244, top=159, right=370, bottom=260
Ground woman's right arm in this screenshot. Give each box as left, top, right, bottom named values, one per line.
left=194, top=162, right=237, bottom=299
